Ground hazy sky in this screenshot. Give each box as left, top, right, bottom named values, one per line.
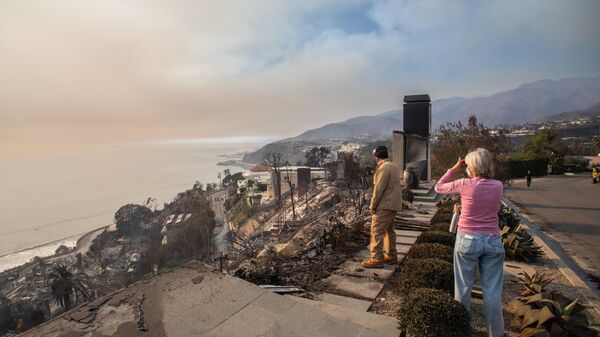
left=1, top=0, right=599, bottom=143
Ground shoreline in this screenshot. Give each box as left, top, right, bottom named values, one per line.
left=0, top=235, right=77, bottom=259
left=216, top=158, right=254, bottom=169
left=216, top=151, right=254, bottom=169
left=0, top=226, right=106, bottom=274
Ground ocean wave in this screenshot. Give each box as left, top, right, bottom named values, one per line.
left=0, top=237, right=78, bottom=273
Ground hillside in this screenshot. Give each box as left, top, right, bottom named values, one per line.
left=540, top=102, right=600, bottom=121
left=289, top=114, right=402, bottom=141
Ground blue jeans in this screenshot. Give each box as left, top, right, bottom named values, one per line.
left=454, top=232, right=505, bottom=337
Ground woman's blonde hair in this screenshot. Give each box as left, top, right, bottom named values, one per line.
left=465, top=148, right=494, bottom=178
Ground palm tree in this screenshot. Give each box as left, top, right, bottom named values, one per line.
left=46, top=263, right=92, bottom=312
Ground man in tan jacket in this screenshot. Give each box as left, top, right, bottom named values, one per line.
left=362, top=146, right=403, bottom=268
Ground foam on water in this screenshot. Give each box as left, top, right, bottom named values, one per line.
left=0, top=236, right=78, bottom=272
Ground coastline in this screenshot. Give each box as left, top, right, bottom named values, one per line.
left=217, top=158, right=254, bottom=169
left=0, top=226, right=106, bottom=274
left=0, top=145, right=255, bottom=276
left=216, top=152, right=254, bottom=169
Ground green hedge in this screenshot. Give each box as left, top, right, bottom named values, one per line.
left=503, top=158, right=548, bottom=178
left=396, top=258, right=453, bottom=295
left=406, top=243, right=453, bottom=263
left=430, top=212, right=453, bottom=225
left=428, top=223, right=450, bottom=232
left=398, top=288, right=470, bottom=337
left=415, top=231, right=456, bottom=247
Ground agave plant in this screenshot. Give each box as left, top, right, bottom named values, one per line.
left=498, top=205, right=521, bottom=232
left=501, top=225, right=544, bottom=262
left=517, top=270, right=553, bottom=296
left=510, top=291, right=597, bottom=337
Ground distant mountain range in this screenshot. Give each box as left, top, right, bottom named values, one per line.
left=287, top=75, right=600, bottom=141
left=540, top=102, right=600, bottom=122
left=243, top=75, right=600, bottom=163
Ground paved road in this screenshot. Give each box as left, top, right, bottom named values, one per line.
left=208, top=190, right=227, bottom=225
left=208, top=190, right=231, bottom=254
left=505, top=174, right=600, bottom=287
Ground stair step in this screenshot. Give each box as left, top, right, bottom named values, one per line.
left=411, top=188, right=431, bottom=196
left=335, top=261, right=396, bottom=282
left=286, top=295, right=400, bottom=337
left=320, top=274, right=385, bottom=301
left=317, top=292, right=373, bottom=312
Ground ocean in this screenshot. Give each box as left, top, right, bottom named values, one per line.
left=0, top=139, right=265, bottom=272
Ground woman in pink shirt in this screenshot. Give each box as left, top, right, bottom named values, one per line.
left=435, top=148, right=505, bottom=337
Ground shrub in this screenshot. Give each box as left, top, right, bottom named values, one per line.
left=406, top=243, right=453, bottom=263
left=431, top=115, right=511, bottom=182
left=431, top=212, right=453, bottom=224
left=503, top=157, right=549, bottom=178
left=398, top=288, right=470, bottom=337
left=415, top=231, right=456, bottom=247
left=436, top=197, right=460, bottom=214
left=436, top=197, right=459, bottom=209
left=428, top=223, right=450, bottom=232
left=226, top=195, right=253, bottom=228
left=396, top=258, right=453, bottom=295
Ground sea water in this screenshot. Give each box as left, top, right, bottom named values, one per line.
left=0, top=139, right=265, bottom=272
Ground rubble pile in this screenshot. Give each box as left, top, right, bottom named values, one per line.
left=232, top=217, right=368, bottom=289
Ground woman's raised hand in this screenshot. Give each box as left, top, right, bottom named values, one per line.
left=451, top=157, right=465, bottom=174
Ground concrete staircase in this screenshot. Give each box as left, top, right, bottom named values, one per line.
left=411, top=181, right=440, bottom=203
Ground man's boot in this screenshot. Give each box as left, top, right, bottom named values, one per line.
left=361, top=258, right=384, bottom=268
left=384, top=254, right=398, bottom=264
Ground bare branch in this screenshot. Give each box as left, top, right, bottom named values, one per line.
left=230, top=230, right=260, bottom=258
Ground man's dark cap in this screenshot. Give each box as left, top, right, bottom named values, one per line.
left=373, top=146, right=388, bottom=159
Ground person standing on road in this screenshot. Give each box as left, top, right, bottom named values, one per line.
left=526, top=169, right=532, bottom=187
left=434, top=148, right=505, bottom=337
left=362, top=146, right=402, bottom=268
left=592, top=167, right=598, bottom=184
